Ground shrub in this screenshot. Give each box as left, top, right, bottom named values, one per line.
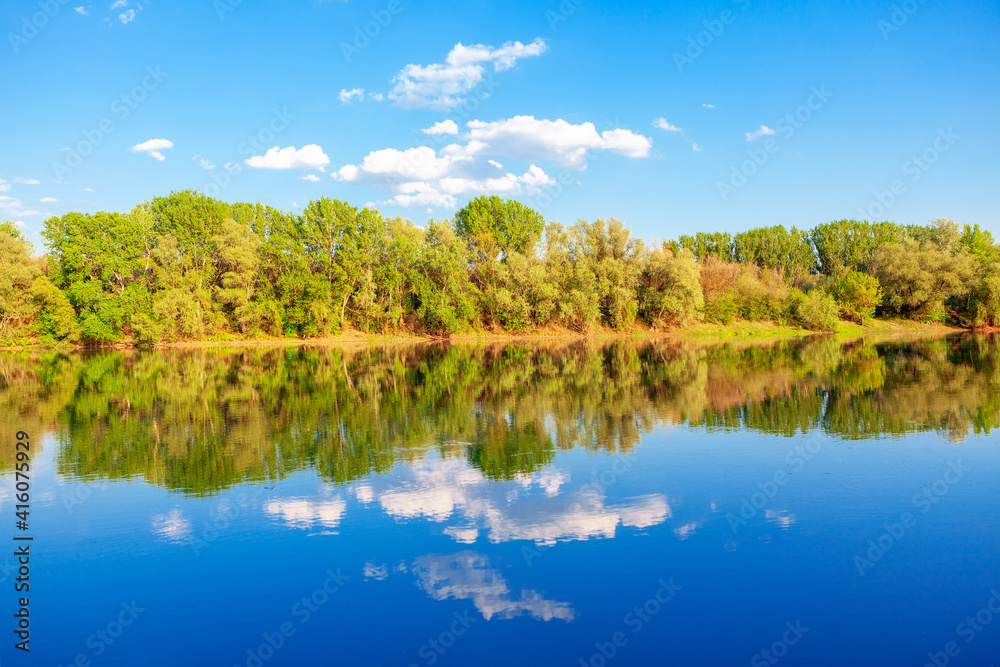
left=792, top=289, right=839, bottom=331
left=829, top=269, right=882, bottom=324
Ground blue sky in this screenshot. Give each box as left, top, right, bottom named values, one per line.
left=1, top=0, right=998, bottom=252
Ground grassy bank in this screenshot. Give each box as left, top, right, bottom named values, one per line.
left=0, top=318, right=967, bottom=352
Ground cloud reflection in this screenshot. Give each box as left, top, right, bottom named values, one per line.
left=351, top=456, right=670, bottom=546
left=413, top=551, right=574, bottom=621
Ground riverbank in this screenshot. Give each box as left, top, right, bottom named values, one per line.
left=0, top=318, right=968, bottom=352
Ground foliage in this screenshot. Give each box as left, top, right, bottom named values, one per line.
left=6, top=193, right=997, bottom=345
left=829, top=269, right=883, bottom=324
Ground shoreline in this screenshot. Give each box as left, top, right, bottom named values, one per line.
left=0, top=319, right=967, bottom=352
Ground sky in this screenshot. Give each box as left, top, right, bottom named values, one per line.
left=1, top=0, right=998, bottom=253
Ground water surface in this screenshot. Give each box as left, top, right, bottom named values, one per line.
left=4, top=335, right=1000, bottom=666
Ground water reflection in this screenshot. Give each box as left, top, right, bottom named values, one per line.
left=3, top=334, right=1000, bottom=496
left=412, top=551, right=575, bottom=622
left=352, top=455, right=671, bottom=545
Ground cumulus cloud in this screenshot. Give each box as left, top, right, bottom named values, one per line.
left=300, top=174, right=321, bottom=182
left=334, top=144, right=554, bottom=209
left=333, top=115, right=649, bottom=206
left=132, top=138, right=173, bottom=161
left=463, top=115, right=652, bottom=168
left=422, top=120, right=459, bottom=136
left=389, top=39, right=547, bottom=110
left=246, top=145, right=330, bottom=171
left=0, top=196, right=39, bottom=218
left=702, top=103, right=715, bottom=109
left=74, top=6, right=88, bottom=14
left=652, top=117, right=682, bottom=132
left=339, top=87, right=365, bottom=104
left=746, top=125, right=776, bottom=142
left=40, top=197, right=59, bottom=203
left=119, top=9, right=135, bottom=23
left=0, top=180, right=8, bottom=193
left=110, top=0, right=127, bottom=8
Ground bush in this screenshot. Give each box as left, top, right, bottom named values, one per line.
left=792, top=289, right=839, bottom=331
left=829, top=269, right=882, bottom=324
left=638, top=248, right=704, bottom=327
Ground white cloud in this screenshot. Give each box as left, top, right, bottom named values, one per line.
left=81, top=187, right=94, bottom=192
left=652, top=117, right=681, bottom=132
left=0, top=180, right=8, bottom=193
left=369, top=92, right=384, bottom=102
left=300, top=174, right=321, bottom=182
left=13, top=178, right=40, bottom=185
left=74, top=6, right=88, bottom=14
left=119, top=9, right=135, bottom=23
left=464, top=115, right=652, bottom=169
left=245, top=145, right=330, bottom=171
left=335, top=144, right=555, bottom=209
left=746, top=125, right=776, bottom=142
left=338, top=87, right=365, bottom=104
left=692, top=142, right=702, bottom=152
left=40, top=197, right=59, bottom=203
left=702, top=103, right=715, bottom=108
left=389, top=39, right=547, bottom=110
left=422, top=120, right=459, bottom=136
left=132, top=138, right=173, bottom=161
left=110, top=0, right=127, bottom=8
left=193, top=156, right=215, bottom=170
left=0, top=196, right=39, bottom=218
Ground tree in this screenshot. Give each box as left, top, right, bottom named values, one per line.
left=871, top=240, right=975, bottom=321
left=0, top=222, right=42, bottom=342
left=454, top=196, right=545, bottom=263
left=638, top=247, right=704, bottom=327
left=828, top=269, right=883, bottom=324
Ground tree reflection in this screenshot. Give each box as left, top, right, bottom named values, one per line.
left=3, top=334, right=1000, bottom=495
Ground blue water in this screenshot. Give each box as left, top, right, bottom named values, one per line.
left=4, top=339, right=1000, bottom=665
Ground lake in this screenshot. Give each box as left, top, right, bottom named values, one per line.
left=4, top=335, right=1000, bottom=666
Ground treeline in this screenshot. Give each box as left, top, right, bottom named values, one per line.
left=1, top=191, right=998, bottom=345
left=5, top=336, right=999, bottom=494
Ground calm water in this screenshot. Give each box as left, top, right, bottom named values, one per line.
left=4, top=336, right=1000, bottom=666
